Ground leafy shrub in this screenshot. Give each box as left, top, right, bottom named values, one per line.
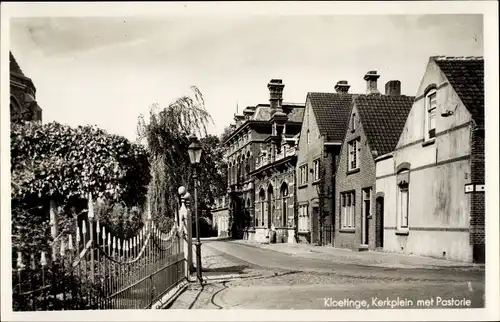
left=192, top=216, right=217, bottom=238
left=11, top=121, right=151, bottom=311
left=11, top=121, right=150, bottom=210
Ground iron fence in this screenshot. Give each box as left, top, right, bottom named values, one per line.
left=13, top=209, right=185, bottom=311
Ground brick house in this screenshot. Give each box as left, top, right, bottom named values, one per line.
left=335, top=71, right=414, bottom=251
left=296, top=81, right=354, bottom=245
left=223, top=80, right=304, bottom=242
left=10, top=52, right=42, bottom=123
left=375, top=56, right=484, bottom=263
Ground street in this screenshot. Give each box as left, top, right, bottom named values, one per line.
left=168, top=240, right=485, bottom=310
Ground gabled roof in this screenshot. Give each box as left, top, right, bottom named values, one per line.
left=307, top=93, right=355, bottom=142
left=432, top=56, right=484, bottom=127
left=355, top=94, right=415, bottom=156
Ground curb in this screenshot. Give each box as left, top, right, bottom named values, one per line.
left=153, top=279, right=189, bottom=309
left=203, top=273, right=263, bottom=282
left=230, top=241, right=482, bottom=270
left=194, top=237, right=232, bottom=242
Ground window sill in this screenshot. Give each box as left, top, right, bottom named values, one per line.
left=312, top=179, right=321, bottom=185
left=298, top=183, right=308, bottom=189
left=298, top=230, right=310, bottom=234
left=347, top=168, right=360, bottom=175
left=422, top=138, right=435, bottom=147
left=339, top=229, right=356, bottom=233
left=395, top=229, right=409, bottom=236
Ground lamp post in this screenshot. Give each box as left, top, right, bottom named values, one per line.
left=188, top=135, right=203, bottom=285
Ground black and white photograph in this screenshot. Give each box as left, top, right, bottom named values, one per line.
left=1, top=2, right=498, bottom=321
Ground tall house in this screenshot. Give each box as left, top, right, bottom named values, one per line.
left=10, top=52, right=42, bottom=123
left=375, top=56, right=485, bottom=263
left=335, top=72, right=414, bottom=251
left=296, top=81, right=354, bottom=245
left=223, top=79, right=304, bottom=242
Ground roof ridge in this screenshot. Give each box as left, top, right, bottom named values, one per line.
left=431, top=55, right=483, bottom=61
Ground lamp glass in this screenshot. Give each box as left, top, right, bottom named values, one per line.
left=188, top=140, right=203, bottom=165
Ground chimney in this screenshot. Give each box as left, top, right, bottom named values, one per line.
left=385, top=80, right=401, bottom=96
left=364, top=70, right=380, bottom=95
left=334, top=80, right=350, bottom=93
left=268, top=79, right=285, bottom=115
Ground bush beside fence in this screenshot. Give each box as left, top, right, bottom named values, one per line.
left=12, top=195, right=186, bottom=311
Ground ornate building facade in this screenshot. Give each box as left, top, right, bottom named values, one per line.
left=10, top=52, right=42, bottom=123
left=223, top=79, right=304, bottom=242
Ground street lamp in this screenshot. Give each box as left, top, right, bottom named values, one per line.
left=188, top=135, right=203, bottom=285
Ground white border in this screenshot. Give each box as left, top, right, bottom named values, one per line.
left=1, top=2, right=499, bottom=321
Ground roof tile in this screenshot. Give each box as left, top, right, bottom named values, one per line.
left=355, top=95, right=415, bottom=156
left=433, top=56, right=484, bottom=127
left=307, top=93, right=355, bottom=141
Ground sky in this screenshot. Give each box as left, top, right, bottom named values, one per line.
left=9, top=14, right=483, bottom=142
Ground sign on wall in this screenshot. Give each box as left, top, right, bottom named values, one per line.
left=464, top=183, right=485, bottom=194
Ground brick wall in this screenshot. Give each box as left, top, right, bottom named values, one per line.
left=296, top=97, right=323, bottom=243
left=320, top=147, right=337, bottom=245
left=470, top=125, right=485, bottom=263
left=335, top=106, right=378, bottom=250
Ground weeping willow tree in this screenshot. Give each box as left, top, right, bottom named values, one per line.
left=137, top=86, right=213, bottom=230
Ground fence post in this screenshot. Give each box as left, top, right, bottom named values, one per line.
left=50, top=200, right=58, bottom=256
left=178, top=187, right=191, bottom=280
left=88, top=193, right=95, bottom=284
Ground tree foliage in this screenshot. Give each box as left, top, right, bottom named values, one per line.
left=219, top=125, right=234, bottom=144
left=11, top=121, right=151, bottom=249
left=197, top=134, right=228, bottom=213
left=137, top=86, right=215, bottom=228
left=11, top=121, right=150, bottom=207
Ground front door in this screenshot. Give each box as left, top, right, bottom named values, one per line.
left=312, top=206, right=319, bottom=244
left=376, top=197, right=384, bottom=248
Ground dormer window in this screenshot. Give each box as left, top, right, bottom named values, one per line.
left=425, top=88, right=437, bottom=141
left=351, top=113, right=356, bottom=132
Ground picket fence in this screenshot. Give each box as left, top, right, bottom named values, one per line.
left=12, top=195, right=186, bottom=311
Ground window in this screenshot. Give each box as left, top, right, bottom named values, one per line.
left=361, top=188, right=372, bottom=245
left=425, top=89, right=437, bottom=140
left=398, top=184, right=409, bottom=229
left=307, top=130, right=310, bottom=145
left=351, top=113, right=356, bottom=131
left=348, top=139, right=361, bottom=171
left=363, top=188, right=371, bottom=219
left=341, top=191, right=355, bottom=229
left=298, top=205, right=309, bottom=232
left=313, top=159, right=320, bottom=181
left=397, top=169, right=410, bottom=230
left=281, top=184, right=289, bottom=227
left=299, top=165, right=308, bottom=185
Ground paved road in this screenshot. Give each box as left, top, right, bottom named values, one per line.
left=172, top=241, right=485, bottom=310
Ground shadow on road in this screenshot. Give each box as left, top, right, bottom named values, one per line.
left=202, top=265, right=249, bottom=274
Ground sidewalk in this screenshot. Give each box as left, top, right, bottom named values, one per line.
left=168, top=242, right=271, bottom=309
left=188, top=242, right=267, bottom=280
left=230, top=239, right=484, bottom=270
